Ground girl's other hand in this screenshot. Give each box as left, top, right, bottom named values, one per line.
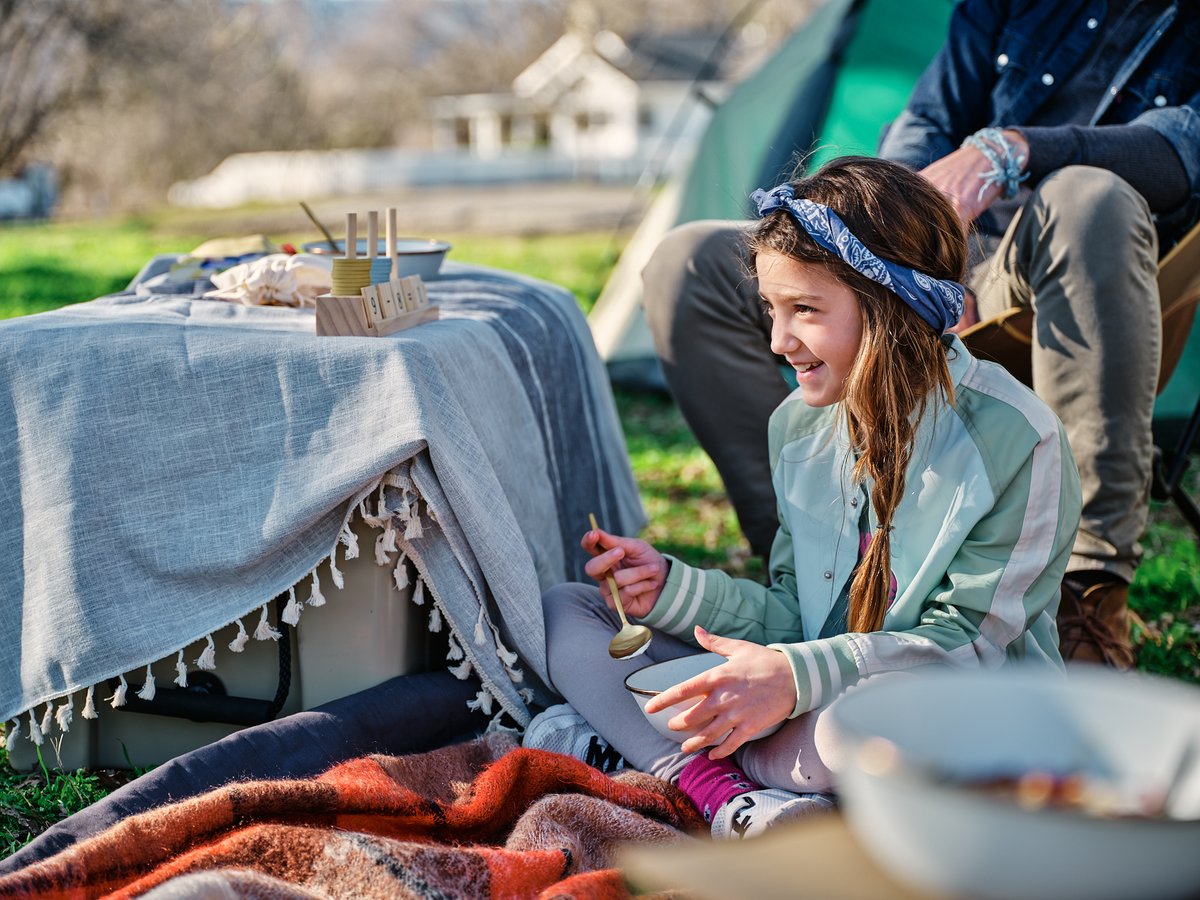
left=644, top=626, right=795, bottom=758
left=582, top=526, right=668, bottom=619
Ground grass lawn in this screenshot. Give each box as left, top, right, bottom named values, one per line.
left=1, top=210, right=1198, bottom=857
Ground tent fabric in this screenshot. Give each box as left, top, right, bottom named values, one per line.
left=674, top=0, right=857, bottom=224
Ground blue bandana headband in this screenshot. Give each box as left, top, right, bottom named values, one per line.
left=751, top=183, right=965, bottom=333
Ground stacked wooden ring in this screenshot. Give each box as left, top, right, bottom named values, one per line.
left=331, top=258, right=373, bottom=297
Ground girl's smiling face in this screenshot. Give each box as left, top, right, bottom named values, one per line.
left=756, top=251, right=864, bottom=407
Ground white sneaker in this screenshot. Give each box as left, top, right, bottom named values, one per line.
left=710, top=788, right=835, bottom=839
left=522, top=703, right=627, bottom=774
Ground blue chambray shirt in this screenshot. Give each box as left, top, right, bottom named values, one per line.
left=878, top=0, right=1200, bottom=250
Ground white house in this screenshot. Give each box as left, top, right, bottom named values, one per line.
left=169, top=28, right=740, bottom=207
left=427, top=28, right=735, bottom=181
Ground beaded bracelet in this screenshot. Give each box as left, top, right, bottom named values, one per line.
left=962, top=127, right=1028, bottom=201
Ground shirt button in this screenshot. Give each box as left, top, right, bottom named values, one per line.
left=1041, top=73, right=1055, bottom=86
left=1155, top=95, right=1168, bottom=107
left=996, top=53, right=1009, bottom=67
left=1110, top=85, right=1120, bottom=96
left=1086, top=17, right=1099, bottom=29
left=850, top=497, right=859, bottom=508
left=823, top=571, right=833, bottom=580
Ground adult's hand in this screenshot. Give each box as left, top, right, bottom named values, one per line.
left=644, top=626, right=795, bottom=759
left=582, top=526, right=668, bottom=618
left=920, top=129, right=1029, bottom=225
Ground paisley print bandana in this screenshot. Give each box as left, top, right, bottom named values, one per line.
left=751, top=182, right=965, bottom=333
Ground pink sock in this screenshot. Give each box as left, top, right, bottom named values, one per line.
left=677, top=754, right=761, bottom=823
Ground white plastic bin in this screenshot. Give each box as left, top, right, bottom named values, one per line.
left=8, top=519, right=426, bottom=771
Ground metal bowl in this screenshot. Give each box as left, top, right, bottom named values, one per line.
left=828, top=666, right=1200, bottom=900
left=302, top=238, right=451, bottom=280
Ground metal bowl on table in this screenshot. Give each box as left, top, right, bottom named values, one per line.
left=302, top=238, right=451, bottom=280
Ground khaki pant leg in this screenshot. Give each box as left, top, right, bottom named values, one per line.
left=973, top=166, right=1160, bottom=581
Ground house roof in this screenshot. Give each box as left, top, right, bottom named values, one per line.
left=606, top=30, right=729, bottom=83
left=512, top=28, right=730, bottom=103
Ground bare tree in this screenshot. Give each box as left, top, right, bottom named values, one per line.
left=0, top=0, right=125, bottom=176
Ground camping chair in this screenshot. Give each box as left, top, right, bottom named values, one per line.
left=961, top=221, right=1200, bottom=538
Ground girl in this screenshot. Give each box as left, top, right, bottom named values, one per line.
left=533, top=157, right=1082, bottom=839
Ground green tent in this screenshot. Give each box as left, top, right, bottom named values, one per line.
left=677, top=0, right=953, bottom=222
left=591, top=0, right=1199, bottom=438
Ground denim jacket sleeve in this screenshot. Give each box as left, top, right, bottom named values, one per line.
left=877, top=0, right=1008, bottom=169
left=878, top=0, right=1200, bottom=245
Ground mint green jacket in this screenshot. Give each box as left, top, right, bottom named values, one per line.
left=639, top=336, right=1082, bottom=719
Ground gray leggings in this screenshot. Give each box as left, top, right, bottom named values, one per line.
left=542, top=582, right=851, bottom=793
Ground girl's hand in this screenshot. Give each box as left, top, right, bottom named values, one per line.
left=582, top=526, right=668, bottom=619
left=644, top=626, right=795, bottom=759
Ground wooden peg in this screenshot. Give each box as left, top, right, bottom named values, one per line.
left=345, top=212, right=358, bottom=259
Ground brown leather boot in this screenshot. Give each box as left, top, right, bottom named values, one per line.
left=1057, top=577, right=1135, bottom=670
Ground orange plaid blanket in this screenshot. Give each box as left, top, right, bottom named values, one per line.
left=0, top=734, right=703, bottom=899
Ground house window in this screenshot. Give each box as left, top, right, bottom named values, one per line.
left=574, top=111, right=610, bottom=131
left=454, top=117, right=471, bottom=148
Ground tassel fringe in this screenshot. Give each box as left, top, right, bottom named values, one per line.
left=254, top=604, right=281, bottom=642
left=229, top=618, right=249, bottom=652
left=55, top=698, right=73, bottom=734
left=282, top=587, right=302, bottom=626
left=138, top=665, right=157, bottom=701
left=174, top=649, right=189, bottom=688
left=196, top=634, right=217, bottom=670
left=82, top=686, right=97, bottom=720
left=109, top=674, right=128, bottom=709
left=393, top=556, right=410, bottom=592
left=339, top=521, right=360, bottom=560
left=466, top=689, right=494, bottom=715
left=308, top=569, right=326, bottom=607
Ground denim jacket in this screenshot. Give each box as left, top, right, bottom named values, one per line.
left=879, top=0, right=1200, bottom=248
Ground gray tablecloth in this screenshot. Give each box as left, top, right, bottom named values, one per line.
left=0, top=262, right=643, bottom=743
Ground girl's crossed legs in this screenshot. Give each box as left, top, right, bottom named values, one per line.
left=540, top=582, right=847, bottom=794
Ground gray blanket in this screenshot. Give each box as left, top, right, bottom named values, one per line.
left=0, top=262, right=643, bottom=742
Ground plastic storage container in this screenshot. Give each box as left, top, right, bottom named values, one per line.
left=8, top=519, right=428, bottom=771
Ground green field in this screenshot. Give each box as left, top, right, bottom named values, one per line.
left=1, top=212, right=1197, bottom=856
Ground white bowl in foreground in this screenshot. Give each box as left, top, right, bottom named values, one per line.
left=625, top=652, right=782, bottom=745
left=828, top=665, right=1200, bottom=900
left=302, top=238, right=451, bottom=279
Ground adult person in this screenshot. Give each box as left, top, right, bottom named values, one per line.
left=642, top=0, right=1200, bottom=669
